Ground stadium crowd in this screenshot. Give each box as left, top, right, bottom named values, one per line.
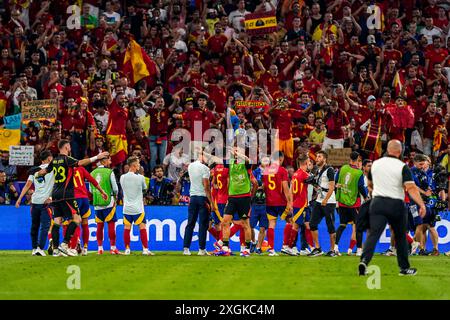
left=0, top=0, right=450, bottom=257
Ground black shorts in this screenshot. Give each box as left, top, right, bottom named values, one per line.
left=356, top=200, right=371, bottom=232
left=337, top=207, right=358, bottom=225
left=310, top=202, right=336, bottom=233
left=225, top=197, right=251, bottom=220
left=52, top=199, right=80, bottom=220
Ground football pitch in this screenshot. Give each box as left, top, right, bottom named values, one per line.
left=1, top=251, right=449, bottom=300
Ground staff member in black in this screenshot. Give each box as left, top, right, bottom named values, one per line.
left=359, top=140, right=426, bottom=276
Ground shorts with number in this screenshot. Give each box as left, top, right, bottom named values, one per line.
left=123, top=213, right=146, bottom=226
left=279, top=137, right=294, bottom=159
left=95, top=205, right=118, bottom=223
left=266, top=206, right=286, bottom=220
left=337, top=206, right=358, bottom=225
left=212, top=203, right=226, bottom=225
left=250, top=205, right=268, bottom=229
left=76, top=198, right=91, bottom=219
left=52, top=200, right=80, bottom=220
left=292, top=207, right=307, bottom=226
left=408, top=203, right=424, bottom=228
left=224, top=197, right=251, bottom=220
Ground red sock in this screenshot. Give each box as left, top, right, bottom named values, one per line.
left=108, top=222, right=116, bottom=246
left=230, top=224, right=240, bottom=237
left=406, top=233, right=413, bottom=244
left=289, top=228, right=298, bottom=248
left=349, top=239, right=357, bottom=250
left=140, top=229, right=148, bottom=249
left=239, top=226, right=245, bottom=246
left=208, top=227, right=219, bottom=240
left=48, top=232, right=52, bottom=240
left=82, top=224, right=89, bottom=247
left=124, top=228, right=131, bottom=249
left=219, top=230, right=223, bottom=241
left=305, top=228, right=313, bottom=247
left=62, top=224, right=67, bottom=238
left=97, top=222, right=104, bottom=246
left=267, top=227, right=275, bottom=250
left=283, top=223, right=292, bottom=246
left=69, top=226, right=80, bottom=249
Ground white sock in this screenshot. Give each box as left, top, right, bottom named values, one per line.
left=111, top=246, right=116, bottom=250
left=98, top=246, right=103, bottom=251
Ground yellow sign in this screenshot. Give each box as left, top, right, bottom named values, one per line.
left=0, top=129, right=21, bottom=151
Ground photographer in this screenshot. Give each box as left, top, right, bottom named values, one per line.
left=148, top=165, right=175, bottom=205
left=175, top=169, right=191, bottom=206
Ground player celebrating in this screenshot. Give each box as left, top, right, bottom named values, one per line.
left=70, top=166, right=108, bottom=255
left=34, top=140, right=109, bottom=256
left=334, top=151, right=368, bottom=256
left=217, top=147, right=257, bottom=257
left=288, top=154, right=315, bottom=254
left=210, top=160, right=229, bottom=250
left=263, top=151, right=292, bottom=256
left=91, top=156, right=120, bottom=255
left=120, top=156, right=154, bottom=256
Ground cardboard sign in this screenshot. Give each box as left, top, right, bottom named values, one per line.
left=9, top=145, right=34, bottom=166
left=21, top=100, right=58, bottom=124
left=245, top=11, right=277, bottom=35
left=327, top=148, right=352, bottom=167
left=235, top=100, right=269, bottom=112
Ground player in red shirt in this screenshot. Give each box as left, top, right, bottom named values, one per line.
left=263, top=151, right=292, bottom=256
left=286, top=154, right=315, bottom=254
left=69, top=166, right=107, bottom=255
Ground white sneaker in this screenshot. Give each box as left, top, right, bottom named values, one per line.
left=82, top=248, right=88, bottom=256
left=52, top=249, right=65, bottom=257
left=198, top=249, right=211, bottom=256
left=183, top=248, right=191, bottom=256
left=67, top=248, right=78, bottom=257
left=386, top=248, right=397, bottom=256
left=291, top=247, right=300, bottom=256
left=142, top=248, right=150, bottom=255
left=124, top=248, right=131, bottom=255
left=281, top=246, right=293, bottom=255
left=356, top=248, right=362, bottom=257
left=35, top=247, right=46, bottom=257
left=347, top=248, right=353, bottom=256
left=268, top=249, right=279, bottom=256
left=334, top=245, right=342, bottom=256
left=58, top=243, right=71, bottom=256
left=32, top=249, right=36, bottom=256
left=411, top=241, right=420, bottom=255
left=299, top=249, right=310, bottom=256
left=445, top=251, right=450, bottom=257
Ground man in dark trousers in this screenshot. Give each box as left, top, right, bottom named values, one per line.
left=359, top=140, right=426, bottom=276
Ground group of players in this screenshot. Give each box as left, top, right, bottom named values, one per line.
left=15, top=138, right=446, bottom=257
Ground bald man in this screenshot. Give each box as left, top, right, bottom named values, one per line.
left=359, top=140, right=426, bottom=276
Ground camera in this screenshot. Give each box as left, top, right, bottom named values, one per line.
left=433, top=165, right=448, bottom=192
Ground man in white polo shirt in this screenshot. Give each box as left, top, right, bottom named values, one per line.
left=15, top=150, right=54, bottom=256
left=183, top=148, right=213, bottom=256
left=359, top=140, right=426, bottom=276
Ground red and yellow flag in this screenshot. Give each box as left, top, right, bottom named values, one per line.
left=122, top=39, right=157, bottom=86
left=0, top=92, right=7, bottom=117
left=433, top=126, right=443, bottom=152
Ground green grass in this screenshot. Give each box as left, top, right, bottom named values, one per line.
left=1, top=251, right=449, bottom=300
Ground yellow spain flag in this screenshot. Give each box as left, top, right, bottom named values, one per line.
left=0, top=129, right=21, bottom=151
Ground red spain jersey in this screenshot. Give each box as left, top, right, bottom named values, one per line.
left=212, top=164, right=229, bottom=204
left=73, top=167, right=99, bottom=199
left=292, top=168, right=309, bottom=208
left=263, top=164, right=289, bottom=207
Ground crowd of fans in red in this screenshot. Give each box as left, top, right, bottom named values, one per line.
left=0, top=0, right=450, bottom=204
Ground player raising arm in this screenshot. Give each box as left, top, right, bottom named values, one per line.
left=33, top=140, right=109, bottom=256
